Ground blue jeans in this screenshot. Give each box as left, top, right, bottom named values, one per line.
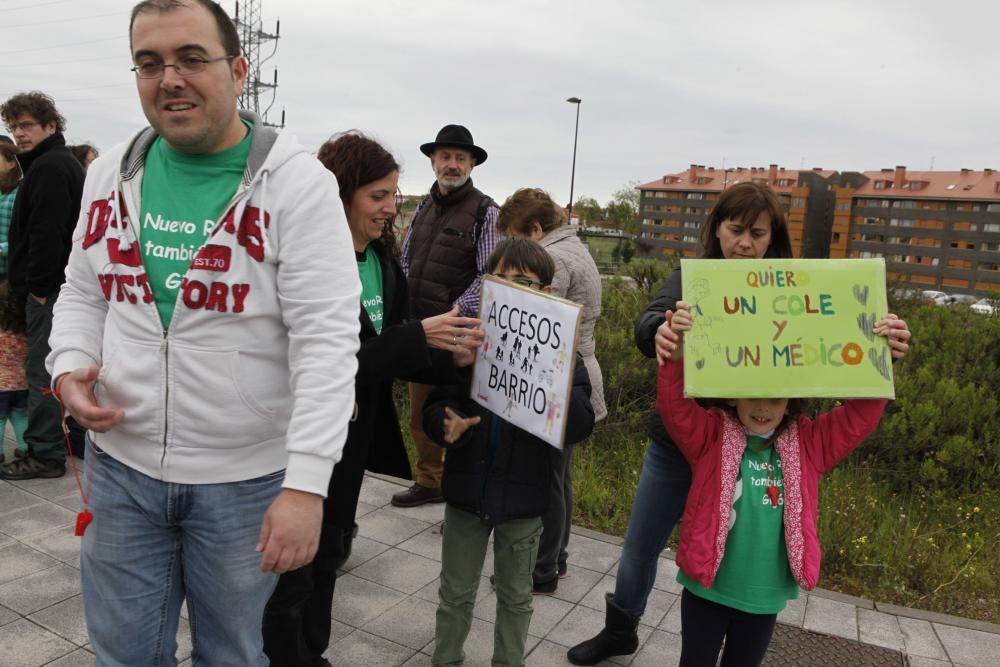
left=613, top=437, right=692, bottom=617
left=81, top=444, right=283, bottom=666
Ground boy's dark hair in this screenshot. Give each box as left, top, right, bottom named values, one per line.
left=0, top=91, right=66, bottom=133
left=129, top=0, right=241, bottom=57
left=699, top=181, right=793, bottom=259
left=486, top=238, right=555, bottom=287
left=0, top=281, right=25, bottom=334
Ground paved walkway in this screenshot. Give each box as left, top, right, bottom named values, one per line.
left=1, top=433, right=998, bottom=666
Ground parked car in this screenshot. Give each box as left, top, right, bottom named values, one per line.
left=934, top=294, right=979, bottom=306
left=970, top=298, right=997, bottom=316
left=920, top=290, right=947, bottom=304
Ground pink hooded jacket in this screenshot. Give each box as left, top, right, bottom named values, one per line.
left=657, top=360, right=886, bottom=590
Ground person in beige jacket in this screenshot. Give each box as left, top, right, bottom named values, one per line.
left=497, top=187, right=605, bottom=593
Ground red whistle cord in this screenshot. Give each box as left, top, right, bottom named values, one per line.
left=41, top=386, right=95, bottom=537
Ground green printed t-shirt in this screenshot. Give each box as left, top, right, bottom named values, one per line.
left=678, top=434, right=799, bottom=614
left=357, top=245, right=384, bottom=334
left=138, top=122, right=253, bottom=328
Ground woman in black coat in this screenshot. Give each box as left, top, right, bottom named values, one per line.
left=263, top=132, right=483, bottom=667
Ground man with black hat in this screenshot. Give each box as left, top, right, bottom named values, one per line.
left=391, top=124, right=499, bottom=507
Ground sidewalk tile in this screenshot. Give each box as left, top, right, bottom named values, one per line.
left=777, top=594, right=806, bottom=627
left=652, top=557, right=683, bottom=594
left=400, top=652, right=432, bottom=666
left=424, top=616, right=540, bottom=665
left=548, top=564, right=603, bottom=605
left=897, top=616, right=950, bottom=660
left=659, top=595, right=682, bottom=634
left=578, top=574, right=615, bottom=612
left=473, top=589, right=574, bottom=638
left=0, top=563, right=80, bottom=615
left=0, top=501, right=76, bottom=540
left=0, top=543, right=61, bottom=586
left=22, top=525, right=82, bottom=568
left=355, top=500, right=378, bottom=518
left=0, top=486, right=46, bottom=517
left=907, top=658, right=954, bottom=667
left=357, top=476, right=405, bottom=507
left=357, top=508, right=431, bottom=547
left=0, top=604, right=18, bottom=626
left=547, top=603, right=652, bottom=651
left=362, top=596, right=437, bottom=650
left=802, top=594, right=858, bottom=640
left=327, top=629, right=414, bottom=667
left=526, top=638, right=574, bottom=665
left=857, top=608, right=905, bottom=651
left=632, top=628, right=683, bottom=666
left=396, top=525, right=444, bottom=562
left=0, top=618, right=77, bottom=666
left=566, top=534, right=622, bottom=574
left=332, top=573, right=408, bottom=628
left=46, top=648, right=95, bottom=666
left=934, top=622, right=1000, bottom=667
left=9, top=474, right=81, bottom=502
left=28, top=594, right=88, bottom=646
left=384, top=501, right=446, bottom=525
left=639, top=588, right=679, bottom=629
left=341, top=535, right=391, bottom=572
left=351, top=548, right=441, bottom=595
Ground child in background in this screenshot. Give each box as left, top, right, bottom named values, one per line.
left=423, top=238, right=595, bottom=667
left=0, top=280, right=28, bottom=462
left=660, top=300, right=908, bottom=667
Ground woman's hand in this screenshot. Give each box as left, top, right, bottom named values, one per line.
left=874, top=313, right=911, bottom=360
left=442, top=406, right=481, bottom=444
left=421, top=305, right=484, bottom=352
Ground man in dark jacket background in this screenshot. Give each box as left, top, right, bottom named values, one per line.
left=1, top=91, right=84, bottom=479
left=392, top=124, right=500, bottom=507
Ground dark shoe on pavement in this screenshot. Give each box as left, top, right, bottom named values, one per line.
left=532, top=576, right=558, bottom=595
left=390, top=483, right=444, bottom=507
left=567, top=593, right=640, bottom=665
left=558, top=561, right=568, bottom=578
left=0, top=454, right=66, bottom=480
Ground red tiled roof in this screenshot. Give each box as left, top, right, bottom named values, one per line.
left=854, top=167, right=1000, bottom=201
left=638, top=165, right=835, bottom=194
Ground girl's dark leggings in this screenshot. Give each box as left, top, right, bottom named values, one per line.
left=679, top=588, right=777, bottom=667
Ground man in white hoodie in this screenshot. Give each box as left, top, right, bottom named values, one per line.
left=47, top=1, right=361, bottom=663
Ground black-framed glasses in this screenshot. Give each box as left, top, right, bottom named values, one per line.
left=131, top=55, right=235, bottom=79
left=495, top=274, right=545, bottom=289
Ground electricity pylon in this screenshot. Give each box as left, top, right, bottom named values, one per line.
left=233, top=1, right=284, bottom=127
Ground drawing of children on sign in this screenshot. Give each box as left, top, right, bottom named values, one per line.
left=544, top=398, right=561, bottom=434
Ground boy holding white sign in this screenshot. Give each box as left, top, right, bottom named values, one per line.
left=423, top=238, right=595, bottom=667
left=659, top=301, right=908, bottom=667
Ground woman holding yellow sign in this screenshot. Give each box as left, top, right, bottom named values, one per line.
left=568, top=182, right=911, bottom=665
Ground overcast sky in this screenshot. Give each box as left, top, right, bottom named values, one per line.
left=3, top=0, right=998, bottom=204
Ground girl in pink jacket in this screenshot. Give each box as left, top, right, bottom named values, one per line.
left=658, top=301, right=908, bottom=667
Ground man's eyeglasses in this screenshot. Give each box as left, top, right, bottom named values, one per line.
left=6, top=121, right=39, bottom=133
left=131, top=55, right=235, bottom=79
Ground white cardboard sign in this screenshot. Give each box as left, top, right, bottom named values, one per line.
left=471, top=276, right=583, bottom=450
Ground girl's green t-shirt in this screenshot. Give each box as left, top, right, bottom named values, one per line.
left=138, top=122, right=253, bottom=329
left=678, top=434, right=800, bottom=614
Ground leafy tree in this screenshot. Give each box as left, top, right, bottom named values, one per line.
left=572, top=196, right=604, bottom=225
left=605, top=182, right=640, bottom=235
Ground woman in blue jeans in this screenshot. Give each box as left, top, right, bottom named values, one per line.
left=568, top=182, right=795, bottom=664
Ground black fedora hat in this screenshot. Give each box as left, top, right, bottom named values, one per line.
left=420, top=124, right=488, bottom=165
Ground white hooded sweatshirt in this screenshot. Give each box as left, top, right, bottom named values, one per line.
left=48, top=113, right=361, bottom=496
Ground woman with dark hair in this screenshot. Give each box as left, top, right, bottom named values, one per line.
left=497, top=187, right=604, bottom=593
left=568, top=181, right=911, bottom=664
left=69, top=144, right=98, bottom=170
left=263, top=132, right=483, bottom=667
left=0, top=141, right=22, bottom=280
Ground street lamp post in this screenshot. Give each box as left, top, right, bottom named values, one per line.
left=566, top=96, right=582, bottom=219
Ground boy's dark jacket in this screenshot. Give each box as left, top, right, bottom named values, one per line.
left=423, top=356, right=595, bottom=525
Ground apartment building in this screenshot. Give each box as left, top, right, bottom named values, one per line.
left=638, top=164, right=1000, bottom=295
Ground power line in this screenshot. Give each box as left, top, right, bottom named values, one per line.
left=0, top=55, right=120, bottom=69
left=0, top=35, right=124, bottom=56
left=3, top=11, right=123, bottom=29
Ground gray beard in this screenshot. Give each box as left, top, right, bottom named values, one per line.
left=436, top=173, right=470, bottom=192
